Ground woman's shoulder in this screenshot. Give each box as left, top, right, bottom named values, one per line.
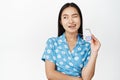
left=46, top=36, right=59, bottom=44
left=78, top=37, right=91, bottom=49
left=78, top=35, right=90, bottom=45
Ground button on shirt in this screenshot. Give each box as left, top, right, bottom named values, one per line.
left=42, top=33, right=91, bottom=77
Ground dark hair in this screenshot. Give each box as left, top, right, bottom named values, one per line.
left=58, top=2, right=83, bottom=38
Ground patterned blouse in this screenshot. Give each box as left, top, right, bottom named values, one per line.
left=42, top=33, right=91, bottom=77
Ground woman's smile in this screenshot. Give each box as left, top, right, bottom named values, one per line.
left=68, top=24, right=76, bottom=29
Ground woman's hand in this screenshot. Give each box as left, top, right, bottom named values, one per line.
left=91, top=34, right=101, bottom=54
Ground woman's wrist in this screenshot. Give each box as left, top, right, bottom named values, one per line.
left=91, top=51, right=98, bottom=57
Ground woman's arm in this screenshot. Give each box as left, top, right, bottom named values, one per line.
left=45, top=60, right=83, bottom=80
left=82, top=34, right=101, bottom=80
left=82, top=52, right=98, bottom=80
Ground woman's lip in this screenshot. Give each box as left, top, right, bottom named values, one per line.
left=68, top=24, right=76, bottom=28
left=68, top=26, right=76, bottom=28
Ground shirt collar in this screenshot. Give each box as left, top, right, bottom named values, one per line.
left=58, top=33, right=85, bottom=45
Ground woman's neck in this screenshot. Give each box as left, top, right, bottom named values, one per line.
left=65, top=32, right=78, bottom=42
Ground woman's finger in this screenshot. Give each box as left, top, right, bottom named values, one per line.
left=91, top=34, right=98, bottom=41
left=91, top=34, right=101, bottom=46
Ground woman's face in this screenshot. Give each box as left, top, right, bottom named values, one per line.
left=61, top=7, right=81, bottom=34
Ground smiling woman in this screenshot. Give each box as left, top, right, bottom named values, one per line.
left=41, top=2, right=101, bottom=80
left=61, top=6, right=81, bottom=35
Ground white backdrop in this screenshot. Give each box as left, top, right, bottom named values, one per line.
left=0, top=0, right=120, bottom=80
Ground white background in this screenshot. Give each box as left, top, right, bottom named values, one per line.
left=0, top=0, right=120, bottom=80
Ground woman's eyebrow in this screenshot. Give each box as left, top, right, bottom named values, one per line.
left=62, top=13, right=79, bottom=16
left=62, top=14, right=68, bottom=16
left=72, top=13, right=79, bottom=16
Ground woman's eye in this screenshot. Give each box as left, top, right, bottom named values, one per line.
left=73, top=15, right=78, bottom=18
left=63, top=17, right=66, bottom=19
left=63, top=16, right=67, bottom=19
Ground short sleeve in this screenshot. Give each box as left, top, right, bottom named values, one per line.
left=83, top=43, right=91, bottom=67
left=41, top=38, right=56, bottom=64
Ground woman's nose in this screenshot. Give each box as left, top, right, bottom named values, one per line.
left=68, top=18, right=73, bottom=23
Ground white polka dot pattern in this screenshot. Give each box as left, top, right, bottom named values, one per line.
left=41, top=33, right=91, bottom=77
left=74, top=56, right=79, bottom=61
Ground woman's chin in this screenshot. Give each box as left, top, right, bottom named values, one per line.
left=66, top=30, right=78, bottom=34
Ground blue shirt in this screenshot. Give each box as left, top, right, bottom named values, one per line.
left=41, top=33, right=91, bottom=77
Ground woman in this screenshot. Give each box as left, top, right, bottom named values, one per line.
left=42, top=2, right=101, bottom=80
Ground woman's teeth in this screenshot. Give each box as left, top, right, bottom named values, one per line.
left=69, top=26, right=76, bottom=28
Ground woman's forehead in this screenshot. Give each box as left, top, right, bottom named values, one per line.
left=61, top=7, right=79, bottom=16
